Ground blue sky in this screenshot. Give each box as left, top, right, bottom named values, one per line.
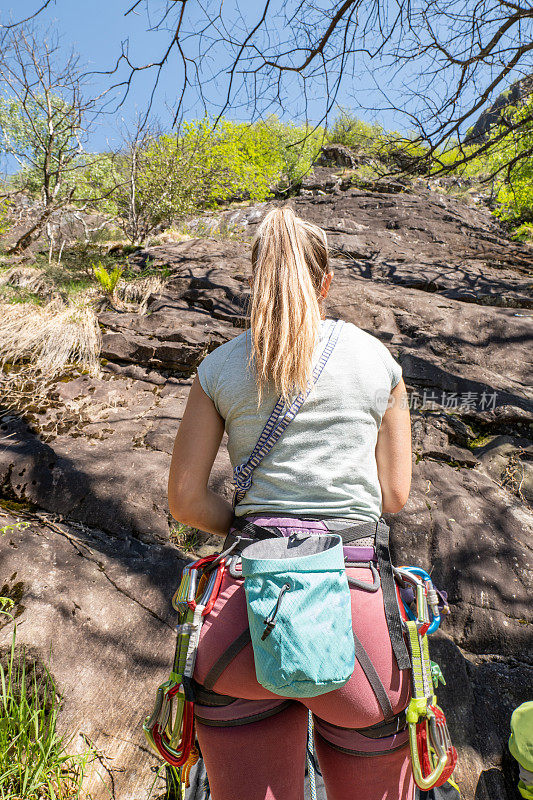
left=0, top=0, right=526, bottom=155
left=0, top=0, right=424, bottom=153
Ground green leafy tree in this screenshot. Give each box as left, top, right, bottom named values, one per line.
left=435, top=97, right=533, bottom=225
left=491, top=100, right=533, bottom=223
left=179, top=116, right=323, bottom=205
left=102, top=124, right=202, bottom=244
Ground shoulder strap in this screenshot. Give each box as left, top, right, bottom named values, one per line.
left=232, top=319, right=344, bottom=507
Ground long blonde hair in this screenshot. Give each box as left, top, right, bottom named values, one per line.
left=249, top=206, right=329, bottom=404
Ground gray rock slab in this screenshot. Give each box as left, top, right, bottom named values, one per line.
left=0, top=512, right=189, bottom=800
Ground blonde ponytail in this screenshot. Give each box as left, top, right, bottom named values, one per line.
left=249, top=206, right=329, bottom=404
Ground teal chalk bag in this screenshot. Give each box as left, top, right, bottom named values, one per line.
left=241, top=532, right=355, bottom=698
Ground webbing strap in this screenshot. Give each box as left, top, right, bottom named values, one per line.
left=203, top=628, right=252, bottom=690
left=190, top=681, right=237, bottom=707
left=230, top=515, right=283, bottom=541
left=333, top=521, right=379, bottom=543
left=172, top=606, right=195, bottom=680
left=183, top=606, right=205, bottom=680
left=357, top=710, right=407, bottom=739
left=233, top=319, right=344, bottom=506
left=406, top=620, right=433, bottom=700
left=375, top=522, right=411, bottom=671
left=352, top=631, right=394, bottom=721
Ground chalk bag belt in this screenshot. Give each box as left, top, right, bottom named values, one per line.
left=232, top=318, right=344, bottom=508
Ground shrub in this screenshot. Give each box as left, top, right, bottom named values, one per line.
left=326, top=110, right=386, bottom=154
left=326, top=109, right=431, bottom=172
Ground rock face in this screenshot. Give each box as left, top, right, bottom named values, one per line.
left=465, top=74, right=533, bottom=143
left=0, top=177, right=532, bottom=799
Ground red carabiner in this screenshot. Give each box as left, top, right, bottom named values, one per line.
left=187, top=556, right=226, bottom=615
left=152, top=698, right=195, bottom=767
left=415, top=705, right=457, bottom=788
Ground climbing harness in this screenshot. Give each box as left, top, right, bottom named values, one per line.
left=143, top=555, right=225, bottom=796
left=144, top=526, right=459, bottom=797
left=395, top=567, right=458, bottom=790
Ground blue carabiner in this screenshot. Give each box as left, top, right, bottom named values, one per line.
left=400, top=566, right=441, bottom=634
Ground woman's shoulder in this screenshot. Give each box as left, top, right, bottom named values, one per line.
left=335, top=319, right=402, bottom=385
left=201, top=330, right=249, bottom=368
left=196, top=331, right=249, bottom=405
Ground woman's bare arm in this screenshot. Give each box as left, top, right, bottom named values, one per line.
left=375, top=378, right=412, bottom=514
left=168, top=377, right=234, bottom=536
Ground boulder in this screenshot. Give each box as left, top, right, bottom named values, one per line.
left=313, top=143, right=359, bottom=168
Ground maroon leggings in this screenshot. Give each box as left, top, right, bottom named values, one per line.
left=192, top=517, right=414, bottom=800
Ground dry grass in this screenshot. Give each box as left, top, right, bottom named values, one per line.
left=114, top=275, right=167, bottom=313
left=147, top=228, right=192, bottom=246
left=0, top=299, right=101, bottom=411
left=0, top=299, right=101, bottom=377
left=0, top=267, right=166, bottom=415
left=500, top=447, right=528, bottom=502
left=0, top=266, right=52, bottom=297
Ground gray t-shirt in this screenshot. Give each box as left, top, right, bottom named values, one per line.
left=197, top=317, right=402, bottom=522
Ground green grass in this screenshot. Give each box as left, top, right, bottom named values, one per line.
left=121, top=259, right=170, bottom=282
left=170, top=523, right=200, bottom=553
left=34, top=247, right=115, bottom=299
left=4, top=246, right=168, bottom=304
left=0, top=627, right=91, bottom=800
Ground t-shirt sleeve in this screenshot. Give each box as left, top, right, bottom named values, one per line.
left=374, top=340, right=403, bottom=390
left=197, top=350, right=220, bottom=406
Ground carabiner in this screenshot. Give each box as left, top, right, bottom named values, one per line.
left=396, top=566, right=441, bottom=634
left=188, top=557, right=225, bottom=614
left=407, top=699, right=457, bottom=790
left=172, top=555, right=225, bottom=615
left=143, top=683, right=196, bottom=768
left=152, top=698, right=195, bottom=767
left=402, top=567, right=441, bottom=633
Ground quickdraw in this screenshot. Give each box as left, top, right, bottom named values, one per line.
left=396, top=567, right=458, bottom=791
left=143, top=555, right=225, bottom=796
